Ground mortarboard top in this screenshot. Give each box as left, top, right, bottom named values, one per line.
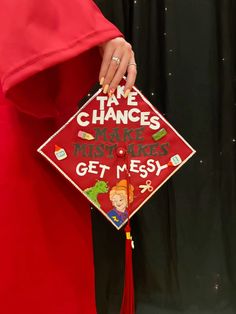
left=38, top=79, right=195, bottom=229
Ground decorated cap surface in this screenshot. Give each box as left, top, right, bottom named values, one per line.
left=38, top=79, right=195, bottom=229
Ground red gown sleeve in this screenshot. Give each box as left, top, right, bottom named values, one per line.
left=0, top=0, right=122, bottom=117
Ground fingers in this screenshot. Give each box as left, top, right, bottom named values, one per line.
left=124, top=53, right=137, bottom=97
left=98, top=37, right=137, bottom=97
left=108, top=50, right=131, bottom=97
left=102, top=47, right=123, bottom=94
left=99, top=37, right=124, bottom=86
left=99, top=41, right=118, bottom=86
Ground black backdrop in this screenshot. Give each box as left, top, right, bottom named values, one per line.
left=91, top=1, right=236, bottom=313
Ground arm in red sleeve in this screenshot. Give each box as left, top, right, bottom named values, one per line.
left=0, top=0, right=122, bottom=117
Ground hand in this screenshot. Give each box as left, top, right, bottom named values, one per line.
left=98, top=37, right=137, bottom=97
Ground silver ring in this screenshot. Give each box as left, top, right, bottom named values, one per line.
left=128, top=62, right=137, bottom=67
left=112, top=56, right=121, bottom=65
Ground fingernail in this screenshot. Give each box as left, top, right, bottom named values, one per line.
left=124, top=89, right=130, bottom=98
left=108, top=88, right=115, bottom=97
left=103, top=84, right=109, bottom=94
left=99, top=77, right=105, bottom=85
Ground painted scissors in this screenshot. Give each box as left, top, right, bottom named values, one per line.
left=139, top=180, right=154, bottom=193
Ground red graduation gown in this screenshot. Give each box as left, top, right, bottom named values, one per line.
left=0, top=1, right=122, bottom=313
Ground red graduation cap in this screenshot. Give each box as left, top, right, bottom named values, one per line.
left=38, top=78, right=195, bottom=314
left=38, top=79, right=195, bottom=230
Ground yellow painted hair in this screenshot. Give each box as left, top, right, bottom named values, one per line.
left=109, top=179, right=134, bottom=203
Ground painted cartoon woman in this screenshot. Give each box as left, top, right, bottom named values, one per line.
left=107, top=179, right=134, bottom=228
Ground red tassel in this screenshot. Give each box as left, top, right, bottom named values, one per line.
left=118, top=147, right=135, bottom=314
left=120, top=221, right=135, bottom=314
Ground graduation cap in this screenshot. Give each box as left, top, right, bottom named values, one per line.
left=38, top=79, right=195, bottom=229
left=38, top=78, right=195, bottom=314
